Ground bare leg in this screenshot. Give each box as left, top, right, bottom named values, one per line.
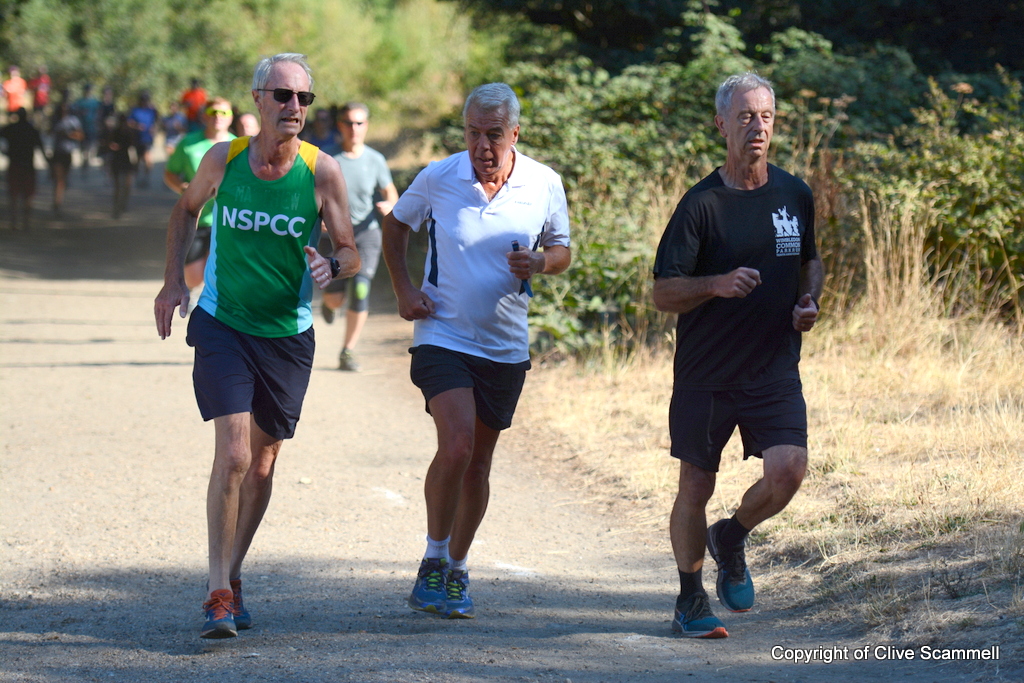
left=185, top=256, right=207, bottom=290
left=422, top=388, right=478, bottom=543
left=322, top=291, right=344, bottom=315
left=733, top=445, right=807, bottom=530
left=229, top=417, right=283, bottom=579
left=207, top=413, right=252, bottom=596
left=669, top=460, right=716, bottom=572
left=449, top=418, right=501, bottom=561
left=343, top=309, right=369, bottom=351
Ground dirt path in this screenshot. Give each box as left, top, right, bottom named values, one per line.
left=1, top=168, right=1011, bottom=682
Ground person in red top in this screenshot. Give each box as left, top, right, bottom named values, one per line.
left=29, top=66, right=50, bottom=112
left=180, top=78, right=207, bottom=132
left=2, top=65, right=28, bottom=113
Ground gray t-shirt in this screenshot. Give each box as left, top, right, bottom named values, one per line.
left=333, top=146, right=393, bottom=234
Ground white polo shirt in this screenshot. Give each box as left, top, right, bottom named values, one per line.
left=392, top=149, right=570, bottom=363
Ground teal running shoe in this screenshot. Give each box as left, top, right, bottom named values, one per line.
left=230, top=578, right=252, bottom=630
left=201, top=589, right=237, bottom=639
left=445, top=568, right=474, bottom=619
left=671, top=592, right=728, bottom=638
left=408, top=557, right=448, bottom=615
left=707, top=519, right=755, bottom=612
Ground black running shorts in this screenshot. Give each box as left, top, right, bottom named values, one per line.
left=186, top=307, right=315, bottom=440
left=669, top=377, right=807, bottom=472
left=409, top=344, right=530, bottom=431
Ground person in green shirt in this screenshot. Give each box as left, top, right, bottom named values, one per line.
left=163, top=97, right=236, bottom=291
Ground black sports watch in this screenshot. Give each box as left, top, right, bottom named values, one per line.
left=328, top=257, right=341, bottom=279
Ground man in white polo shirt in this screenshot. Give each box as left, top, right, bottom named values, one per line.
left=383, top=82, right=571, bottom=619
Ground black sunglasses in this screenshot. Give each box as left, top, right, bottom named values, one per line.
left=257, top=88, right=315, bottom=106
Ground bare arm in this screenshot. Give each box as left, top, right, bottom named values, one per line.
left=382, top=212, right=435, bottom=321
left=153, top=142, right=229, bottom=338
left=163, top=168, right=186, bottom=194
left=310, top=152, right=360, bottom=288
left=374, top=182, right=399, bottom=217
left=792, top=256, right=825, bottom=332
left=652, top=267, right=762, bottom=315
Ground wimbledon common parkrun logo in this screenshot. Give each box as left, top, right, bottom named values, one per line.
left=220, top=206, right=308, bottom=238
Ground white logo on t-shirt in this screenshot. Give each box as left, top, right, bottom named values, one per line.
left=772, top=206, right=801, bottom=256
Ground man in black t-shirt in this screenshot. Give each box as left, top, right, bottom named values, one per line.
left=653, top=72, right=824, bottom=638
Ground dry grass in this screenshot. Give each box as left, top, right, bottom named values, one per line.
left=521, top=298, right=1024, bottom=642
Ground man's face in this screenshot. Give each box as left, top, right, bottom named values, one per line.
left=204, top=100, right=234, bottom=135
left=338, top=108, right=368, bottom=147
left=464, top=105, right=519, bottom=182
left=254, top=62, right=312, bottom=137
left=715, top=86, right=775, bottom=162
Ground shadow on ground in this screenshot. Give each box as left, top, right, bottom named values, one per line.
left=0, top=162, right=426, bottom=315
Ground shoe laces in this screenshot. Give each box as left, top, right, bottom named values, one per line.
left=418, top=559, right=447, bottom=592
left=722, top=546, right=748, bottom=585
left=681, top=592, right=715, bottom=622
left=446, top=570, right=468, bottom=600
left=203, top=589, right=233, bottom=621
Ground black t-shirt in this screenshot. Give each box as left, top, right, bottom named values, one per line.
left=653, top=164, right=817, bottom=389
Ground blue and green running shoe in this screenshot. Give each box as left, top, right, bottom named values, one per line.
left=408, top=557, right=448, bottom=615
left=445, top=568, right=474, bottom=619
left=706, top=518, right=755, bottom=612
left=671, top=592, right=728, bottom=638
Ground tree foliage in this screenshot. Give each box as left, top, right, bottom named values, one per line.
left=0, top=0, right=492, bottom=119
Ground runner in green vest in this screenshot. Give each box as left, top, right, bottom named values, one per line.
left=163, top=96, right=236, bottom=292
left=154, top=53, right=359, bottom=639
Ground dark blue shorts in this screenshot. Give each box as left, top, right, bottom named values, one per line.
left=186, top=307, right=315, bottom=440
left=409, top=345, right=530, bottom=431
left=669, top=377, right=807, bottom=472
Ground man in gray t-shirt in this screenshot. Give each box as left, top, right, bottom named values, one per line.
left=320, top=102, right=398, bottom=371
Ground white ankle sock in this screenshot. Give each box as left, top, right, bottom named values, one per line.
left=450, top=556, right=468, bottom=572
left=424, top=535, right=450, bottom=561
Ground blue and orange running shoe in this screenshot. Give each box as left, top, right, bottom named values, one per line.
left=230, top=578, right=251, bottom=630
left=706, top=519, right=755, bottom=612
left=445, top=569, right=474, bottom=619
left=671, top=592, right=728, bottom=638
left=201, top=589, right=237, bottom=639
left=408, top=558, right=448, bottom=615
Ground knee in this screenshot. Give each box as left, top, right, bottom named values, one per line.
left=436, top=431, right=475, bottom=468
left=767, top=452, right=807, bottom=496
left=216, top=443, right=251, bottom=478
left=677, top=462, right=715, bottom=508
left=349, top=275, right=371, bottom=313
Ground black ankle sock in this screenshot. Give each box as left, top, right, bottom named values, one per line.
left=720, top=515, right=751, bottom=549
left=678, top=568, right=704, bottom=600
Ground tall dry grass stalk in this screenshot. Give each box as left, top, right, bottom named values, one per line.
left=521, top=187, right=1024, bottom=641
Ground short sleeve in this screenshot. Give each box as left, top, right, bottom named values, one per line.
left=800, top=183, right=818, bottom=263
left=653, top=197, right=702, bottom=279
left=375, top=153, right=394, bottom=191
left=540, top=171, right=570, bottom=248
left=166, top=141, right=187, bottom=176
left=391, top=162, right=434, bottom=232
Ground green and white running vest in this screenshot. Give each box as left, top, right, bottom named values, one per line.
left=197, top=137, right=320, bottom=337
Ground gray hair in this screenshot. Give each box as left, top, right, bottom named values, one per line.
left=715, top=72, right=775, bottom=116
left=340, top=101, right=370, bottom=118
left=252, top=53, right=314, bottom=91
left=462, top=83, right=520, bottom=129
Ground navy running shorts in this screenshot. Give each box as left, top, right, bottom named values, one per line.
left=669, top=377, right=807, bottom=472
left=409, top=344, right=530, bottom=431
left=186, top=307, right=315, bottom=440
